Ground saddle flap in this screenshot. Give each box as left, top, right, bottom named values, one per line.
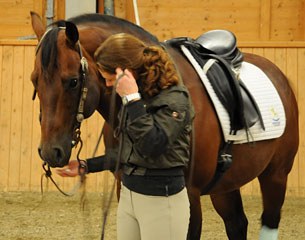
left=239, top=81, right=264, bottom=129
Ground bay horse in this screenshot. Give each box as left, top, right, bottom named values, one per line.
left=30, top=12, right=299, bottom=240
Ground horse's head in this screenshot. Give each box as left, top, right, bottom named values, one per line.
left=30, top=12, right=102, bottom=167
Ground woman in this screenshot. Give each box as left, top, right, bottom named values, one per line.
left=58, top=33, right=194, bottom=240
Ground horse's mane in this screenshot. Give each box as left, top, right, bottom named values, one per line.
left=39, top=27, right=61, bottom=79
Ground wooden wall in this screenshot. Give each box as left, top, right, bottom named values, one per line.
left=0, top=40, right=304, bottom=196
left=0, top=0, right=304, bottom=41
left=0, top=0, right=65, bottom=39
left=116, top=0, right=305, bottom=41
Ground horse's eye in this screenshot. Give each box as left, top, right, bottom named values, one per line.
left=69, top=78, right=78, bottom=89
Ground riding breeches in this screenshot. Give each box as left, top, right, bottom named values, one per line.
left=117, top=185, right=190, bottom=240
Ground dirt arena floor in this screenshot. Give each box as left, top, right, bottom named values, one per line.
left=0, top=191, right=304, bottom=240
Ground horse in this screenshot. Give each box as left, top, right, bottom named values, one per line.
left=30, top=12, right=299, bottom=240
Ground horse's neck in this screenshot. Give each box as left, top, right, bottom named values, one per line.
left=77, top=22, right=157, bottom=124
left=78, top=24, right=157, bottom=56
left=96, top=93, right=121, bottom=127
left=78, top=27, right=112, bottom=57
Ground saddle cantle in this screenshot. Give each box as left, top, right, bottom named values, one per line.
left=195, top=29, right=244, bottom=70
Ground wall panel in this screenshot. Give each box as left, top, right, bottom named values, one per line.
left=19, top=46, right=35, bottom=190
left=297, top=48, right=305, bottom=196
left=0, top=0, right=303, bottom=41
left=270, top=0, right=305, bottom=41
left=0, top=0, right=65, bottom=39
left=116, top=0, right=305, bottom=42
left=0, top=45, right=14, bottom=191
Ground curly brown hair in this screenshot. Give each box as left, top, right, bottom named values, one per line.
left=94, top=33, right=180, bottom=97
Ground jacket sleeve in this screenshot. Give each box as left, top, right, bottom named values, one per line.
left=125, top=91, right=190, bottom=158
left=86, top=148, right=118, bottom=173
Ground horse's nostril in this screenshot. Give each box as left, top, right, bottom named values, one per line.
left=54, top=147, right=64, bottom=161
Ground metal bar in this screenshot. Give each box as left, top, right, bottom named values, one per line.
left=104, top=0, right=114, bottom=15
left=46, top=0, right=55, bottom=26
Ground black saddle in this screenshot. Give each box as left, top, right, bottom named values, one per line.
left=165, top=30, right=264, bottom=134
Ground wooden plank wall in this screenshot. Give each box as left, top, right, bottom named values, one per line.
left=116, top=0, right=305, bottom=42
left=0, top=40, right=304, bottom=196
left=0, top=0, right=65, bottom=39
left=0, top=0, right=304, bottom=41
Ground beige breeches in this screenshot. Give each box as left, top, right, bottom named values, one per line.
left=117, top=185, right=190, bottom=240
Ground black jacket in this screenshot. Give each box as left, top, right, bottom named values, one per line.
left=121, top=84, right=194, bottom=170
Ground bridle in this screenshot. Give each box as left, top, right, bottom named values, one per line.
left=33, top=26, right=89, bottom=195
left=33, top=25, right=121, bottom=239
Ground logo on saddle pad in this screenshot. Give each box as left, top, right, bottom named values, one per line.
left=270, top=107, right=280, bottom=126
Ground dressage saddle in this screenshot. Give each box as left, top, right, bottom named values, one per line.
left=166, top=30, right=264, bottom=134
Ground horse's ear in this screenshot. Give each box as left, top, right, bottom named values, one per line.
left=65, top=21, right=79, bottom=46
left=30, top=11, right=46, bottom=41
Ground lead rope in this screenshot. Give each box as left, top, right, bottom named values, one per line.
left=101, top=106, right=126, bottom=240
left=100, top=73, right=127, bottom=240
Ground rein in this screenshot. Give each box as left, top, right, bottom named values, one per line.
left=100, top=75, right=126, bottom=240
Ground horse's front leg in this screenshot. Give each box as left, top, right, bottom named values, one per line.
left=187, top=187, right=202, bottom=240
left=210, top=190, right=248, bottom=240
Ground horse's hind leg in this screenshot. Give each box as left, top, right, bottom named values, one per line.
left=258, top=170, right=289, bottom=240
left=210, top=189, right=248, bottom=240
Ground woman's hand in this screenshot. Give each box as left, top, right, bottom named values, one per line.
left=115, top=68, right=139, bottom=97
left=56, top=160, right=81, bottom=177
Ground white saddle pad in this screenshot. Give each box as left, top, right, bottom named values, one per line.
left=181, top=45, right=286, bottom=144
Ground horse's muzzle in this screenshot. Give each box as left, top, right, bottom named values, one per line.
left=38, top=144, right=69, bottom=168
